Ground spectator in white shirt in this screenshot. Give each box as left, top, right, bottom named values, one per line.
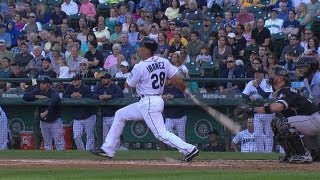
left=115, top=61, right=130, bottom=93
left=61, top=0, right=79, bottom=16
left=265, top=9, right=284, bottom=35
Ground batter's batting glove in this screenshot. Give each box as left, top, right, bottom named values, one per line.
left=233, top=104, right=254, bottom=120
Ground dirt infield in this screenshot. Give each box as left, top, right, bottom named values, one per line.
left=0, top=159, right=319, bottom=171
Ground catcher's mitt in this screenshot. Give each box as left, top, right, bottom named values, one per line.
left=233, top=104, right=254, bottom=120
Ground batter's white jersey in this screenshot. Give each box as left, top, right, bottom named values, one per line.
left=242, top=79, right=273, bottom=99
left=126, top=56, right=178, bottom=96
left=232, top=130, right=258, bottom=152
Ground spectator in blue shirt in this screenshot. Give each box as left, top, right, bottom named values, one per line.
left=0, top=23, right=12, bottom=48
left=139, top=0, right=161, bottom=13
left=120, top=33, right=136, bottom=63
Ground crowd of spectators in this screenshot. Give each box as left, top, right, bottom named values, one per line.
left=0, top=0, right=319, bottom=94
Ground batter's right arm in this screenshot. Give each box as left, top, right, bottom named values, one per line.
left=170, top=74, right=187, bottom=93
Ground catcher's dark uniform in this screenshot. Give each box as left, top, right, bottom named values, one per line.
left=274, top=87, right=320, bottom=136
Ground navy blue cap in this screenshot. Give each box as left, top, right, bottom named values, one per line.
left=72, top=74, right=83, bottom=81
left=38, top=76, right=52, bottom=84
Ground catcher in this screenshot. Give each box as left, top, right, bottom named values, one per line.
left=235, top=65, right=320, bottom=163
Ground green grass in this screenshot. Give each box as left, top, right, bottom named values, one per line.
left=0, top=150, right=279, bottom=160
left=0, top=168, right=319, bottom=180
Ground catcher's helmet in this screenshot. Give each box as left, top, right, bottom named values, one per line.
left=139, top=37, right=158, bottom=54
left=270, top=66, right=289, bottom=78
left=296, top=57, right=319, bottom=80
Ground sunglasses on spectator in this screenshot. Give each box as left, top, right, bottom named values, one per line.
left=227, top=61, right=235, bottom=63
left=80, top=63, right=87, bottom=66
left=29, top=16, right=36, bottom=18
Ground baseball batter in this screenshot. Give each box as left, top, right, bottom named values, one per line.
left=91, top=37, right=199, bottom=162
left=231, top=118, right=259, bottom=153
left=242, top=67, right=274, bottom=152
left=0, top=106, right=8, bottom=150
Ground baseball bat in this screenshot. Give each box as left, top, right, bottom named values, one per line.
left=185, top=89, right=241, bottom=134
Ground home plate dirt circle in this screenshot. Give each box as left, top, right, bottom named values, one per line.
left=0, top=159, right=319, bottom=171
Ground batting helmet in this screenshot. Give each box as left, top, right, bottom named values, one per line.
left=296, top=57, right=319, bottom=80
left=139, top=37, right=158, bottom=54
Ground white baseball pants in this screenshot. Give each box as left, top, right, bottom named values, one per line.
left=73, top=115, right=96, bottom=150
left=165, top=116, right=187, bottom=141
left=101, top=96, right=195, bottom=157
left=40, top=118, right=65, bottom=150
left=0, top=108, right=8, bottom=150
left=288, top=112, right=320, bottom=136
left=103, top=116, right=114, bottom=141
left=254, top=113, right=274, bottom=152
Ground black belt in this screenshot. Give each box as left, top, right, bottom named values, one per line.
left=140, top=94, right=160, bottom=98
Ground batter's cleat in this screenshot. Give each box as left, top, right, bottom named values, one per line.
left=183, top=148, right=199, bottom=162
left=289, top=152, right=313, bottom=164
left=279, top=154, right=290, bottom=163
left=90, top=148, right=113, bottom=158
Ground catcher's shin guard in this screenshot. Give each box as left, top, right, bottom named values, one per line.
left=271, top=115, right=307, bottom=157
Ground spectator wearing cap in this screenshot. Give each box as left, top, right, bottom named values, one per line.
left=280, top=34, right=304, bottom=60
left=218, top=56, right=245, bottom=94
left=251, top=18, right=271, bottom=47
left=203, top=129, right=226, bottom=152
left=187, top=31, right=205, bottom=61
left=235, top=6, right=255, bottom=29
left=120, top=33, right=136, bottom=63
left=110, top=22, right=123, bottom=44
left=7, top=63, right=28, bottom=90
left=37, top=58, right=57, bottom=78
left=213, top=13, right=225, bottom=32
left=278, top=1, right=289, bottom=21
left=198, top=16, right=214, bottom=44
left=181, top=0, right=203, bottom=24
left=0, top=23, right=12, bottom=48
left=50, top=3, right=68, bottom=26
left=0, top=40, right=14, bottom=67
left=22, top=13, right=43, bottom=34
left=61, top=0, right=79, bottom=16
left=0, top=57, right=12, bottom=78
left=139, top=0, right=161, bottom=13
left=227, top=33, right=244, bottom=60
left=94, top=72, right=124, bottom=141
left=115, top=61, right=130, bottom=91
left=23, top=77, right=65, bottom=151
left=64, top=74, right=96, bottom=150
left=165, top=0, right=181, bottom=20
left=281, top=10, right=300, bottom=38
left=94, top=21, right=111, bottom=50
left=13, top=42, right=33, bottom=68
left=79, top=0, right=96, bottom=23
left=85, top=40, right=104, bottom=70
left=67, top=46, right=85, bottom=78
left=265, top=8, right=284, bottom=35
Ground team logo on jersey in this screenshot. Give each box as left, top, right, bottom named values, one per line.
left=9, top=118, right=25, bottom=137
left=131, top=121, right=149, bottom=138
left=194, top=119, right=212, bottom=138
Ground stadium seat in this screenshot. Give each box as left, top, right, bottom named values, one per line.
left=188, top=68, right=201, bottom=77
left=185, top=61, right=198, bottom=69
left=42, top=23, right=56, bottom=31
left=248, top=6, right=260, bottom=14
left=32, top=0, right=47, bottom=5
left=97, top=4, right=110, bottom=18
left=260, top=0, right=270, bottom=6
left=189, top=22, right=202, bottom=31
left=230, top=6, right=240, bottom=14
left=47, top=0, right=61, bottom=5
left=254, top=11, right=268, bottom=19
left=68, top=14, right=83, bottom=30
left=100, top=50, right=112, bottom=58
left=201, top=61, right=219, bottom=78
